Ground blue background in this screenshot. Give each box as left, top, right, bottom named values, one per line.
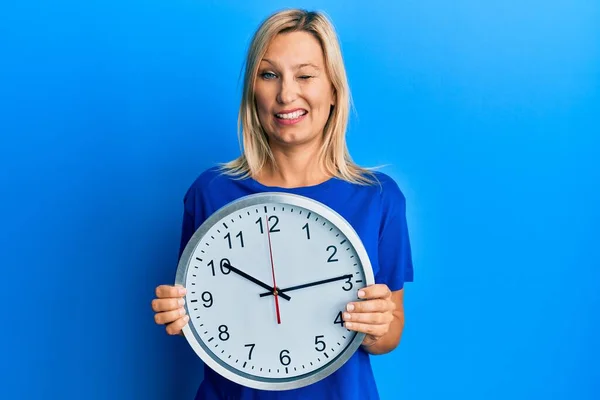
left=1, top=0, right=598, bottom=399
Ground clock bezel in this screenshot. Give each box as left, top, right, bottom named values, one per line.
left=175, top=192, right=375, bottom=391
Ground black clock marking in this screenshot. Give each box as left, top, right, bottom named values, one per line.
left=190, top=299, right=198, bottom=303
left=243, top=362, right=247, bottom=368
left=208, top=337, right=214, bottom=342
left=231, top=218, right=234, bottom=223
left=340, top=239, right=346, bottom=245
left=285, top=367, right=289, bottom=374
left=324, top=352, right=329, bottom=358
left=223, top=222, right=228, bottom=229
left=306, top=212, right=311, bottom=219
left=211, top=235, right=214, bottom=239
left=264, top=206, right=267, bottom=213
left=195, top=257, right=202, bottom=262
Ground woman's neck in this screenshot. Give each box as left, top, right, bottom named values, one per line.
left=255, top=140, right=331, bottom=188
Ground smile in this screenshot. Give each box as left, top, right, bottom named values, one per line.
left=275, top=109, right=308, bottom=125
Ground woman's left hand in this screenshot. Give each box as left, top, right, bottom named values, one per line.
left=343, top=284, right=396, bottom=347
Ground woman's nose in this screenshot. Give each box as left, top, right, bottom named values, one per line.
left=276, top=77, right=298, bottom=104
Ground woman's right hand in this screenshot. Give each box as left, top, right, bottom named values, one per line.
left=152, top=285, right=189, bottom=335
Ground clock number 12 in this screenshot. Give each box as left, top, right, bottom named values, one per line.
left=255, top=216, right=280, bottom=234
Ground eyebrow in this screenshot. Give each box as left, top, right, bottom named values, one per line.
left=261, top=58, right=320, bottom=70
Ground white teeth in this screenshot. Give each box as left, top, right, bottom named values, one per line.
left=276, top=110, right=306, bottom=119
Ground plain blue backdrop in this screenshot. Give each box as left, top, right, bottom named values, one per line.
left=1, top=0, right=599, bottom=399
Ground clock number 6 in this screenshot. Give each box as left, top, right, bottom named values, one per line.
left=314, top=335, right=326, bottom=352
left=279, top=349, right=291, bottom=366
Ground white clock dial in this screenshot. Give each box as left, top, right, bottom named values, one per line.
left=176, top=193, right=374, bottom=391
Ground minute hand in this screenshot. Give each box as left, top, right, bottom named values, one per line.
left=259, top=274, right=353, bottom=297
left=224, top=262, right=292, bottom=301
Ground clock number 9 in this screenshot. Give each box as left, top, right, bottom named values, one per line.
left=255, top=216, right=280, bottom=234
left=201, top=291, right=213, bottom=308
left=207, top=258, right=232, bottom=276
left=279, top=349, right=291, bottom=366
left=314, top=335, right=326, bottom=352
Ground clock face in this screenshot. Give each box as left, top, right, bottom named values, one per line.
left=176, top=193, right=374, bottom=390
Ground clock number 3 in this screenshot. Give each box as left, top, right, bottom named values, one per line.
left=342, top=276, right=353, bottom=291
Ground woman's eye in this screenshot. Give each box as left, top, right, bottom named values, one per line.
left=299, top=75, right=313, bottom=80
left=260, top=72, right=277, bottom=80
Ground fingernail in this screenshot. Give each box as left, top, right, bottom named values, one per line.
left=358, top=290, right=365, bottom=298
left=178, top=298, right=185, bottom=306
left=346, top=322, right=353, bottom=328
left=179, top=308, right=186, bottom=316
left=344, top=312, right=352, bottom=320
left=178, top=287, right=186, bottom=295
left=346, top=304, right=354, bottom=312
left=184, top=315, right=189, bottom=322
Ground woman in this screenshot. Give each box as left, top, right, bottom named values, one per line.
left=151, top=9, right=413, bottom=400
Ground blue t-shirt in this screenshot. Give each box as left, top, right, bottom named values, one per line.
left=178, top=167, right=414, bottom=400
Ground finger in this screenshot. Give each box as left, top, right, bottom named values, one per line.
left=357, top=284, right=391, bottom=300
left=346, top=299, right=395, bottom=313
left=165, top=315, right=190, bottom=336
left=152, top=297, right=185, bottom=312
left=155, top=285, right=186, bottom=299
left=344, top=321, right=388, bottom=337
left=154, top=307, right=187, bottom=325
left=343, top=311, right=393, bottom=325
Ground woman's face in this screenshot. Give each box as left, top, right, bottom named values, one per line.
left=254, top=31, right=335, bottom=150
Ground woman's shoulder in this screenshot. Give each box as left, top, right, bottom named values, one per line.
left=183, top=165, right=235, bottom=200
left=369, top=171, right=406, bottom=204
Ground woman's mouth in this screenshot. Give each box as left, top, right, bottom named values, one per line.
left=275, top=109, right=308, bottom=125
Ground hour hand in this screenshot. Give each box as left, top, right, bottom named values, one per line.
left=259, top=274, right=353, bottom=297
left=222, top=261, right=292, bottom=301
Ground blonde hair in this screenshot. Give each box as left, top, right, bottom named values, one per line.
left=221, top=9, right=375, bottom=184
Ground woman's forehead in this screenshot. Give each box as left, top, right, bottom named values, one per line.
left=262, top=31, right=325, bottom=67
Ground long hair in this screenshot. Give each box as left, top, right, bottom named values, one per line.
left=221, top=9, right=375, bottom=184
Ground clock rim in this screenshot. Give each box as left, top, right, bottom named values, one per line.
left=175, top=192, right=375, bottom=391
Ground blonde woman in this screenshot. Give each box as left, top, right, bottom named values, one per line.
left=151, top=9, right=413, bottom=399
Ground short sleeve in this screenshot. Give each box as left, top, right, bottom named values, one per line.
left=177, top=184, right=208, bottom=261
left=375, top=178, right=414, bottom=291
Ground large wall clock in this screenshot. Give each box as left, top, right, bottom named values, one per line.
left=176, top=192, right=374, bottom=390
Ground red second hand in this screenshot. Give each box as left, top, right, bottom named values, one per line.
left=265, top=216, right=282, bottom=324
